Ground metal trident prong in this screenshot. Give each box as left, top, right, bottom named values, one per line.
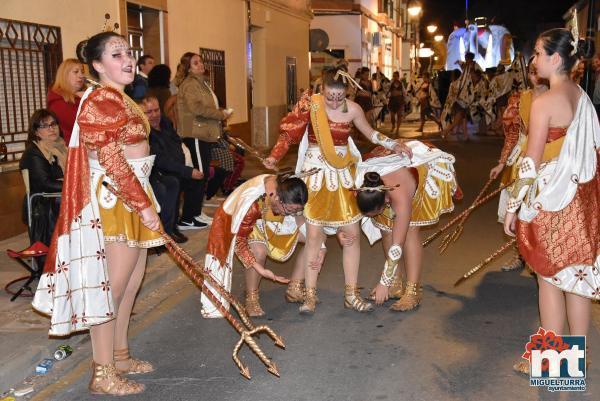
left=232, top=326, right=285, bottom=379
left=439, top=224, right=463, bottom=253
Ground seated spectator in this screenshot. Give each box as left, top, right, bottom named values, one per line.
left=19, top=109, right=66, bottom=247
left=221, top=134, right=246, bottom=195
left=206, top=137, right=234, bottom=200
left=141, top=95, right=207, bottom=238
left=126, top=54, right=155, bottom=100
left=47, top=58, right=86, bottom=145
left=147, top=64, right=173, bottom=112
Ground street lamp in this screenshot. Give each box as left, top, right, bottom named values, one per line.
left=407, top=1, right=422, bottom=77
left=427, top=24, right=438, bottom=34
left=434, top=34, right=444, bottom=42
left=407, top=1, right=422, bottom=17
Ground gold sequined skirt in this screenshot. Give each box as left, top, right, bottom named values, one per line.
left=90, top=156, right=165, bottom=248
left=302, top=145, right=362, bottom=227
left=248, top=221, right=299, bottom=262
left=373, top=164, right=455, bottom=230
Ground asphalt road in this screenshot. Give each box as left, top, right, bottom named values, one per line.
left=36, top=133, right=600, bottom=401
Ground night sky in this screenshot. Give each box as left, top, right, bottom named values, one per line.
left=419, top=0, right=575, bottom=51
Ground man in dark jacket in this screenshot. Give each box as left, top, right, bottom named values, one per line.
left=126, top=55, right=155, bottom=100
left=142, top=96, right=207, bottom=242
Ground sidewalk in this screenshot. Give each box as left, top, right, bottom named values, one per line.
left=0, top=231, right=202, bottom=394
left=0, top=119, right=563, bottom=397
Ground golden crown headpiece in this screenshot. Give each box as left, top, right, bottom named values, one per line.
left=570, top=9, right=579, bottom=56
left=102, top=13, right=120, bottom=32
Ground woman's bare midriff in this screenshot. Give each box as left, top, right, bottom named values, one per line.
left=87, top=141, right=150, bottom=160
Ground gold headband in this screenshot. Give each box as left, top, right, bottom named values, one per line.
left=333, top=70, right=364, bottom=91
left=352, top=183, right=401, bottom=193
left=279, top=167, right=321, bottom=180
left=570, top=9, right=579, bottom=56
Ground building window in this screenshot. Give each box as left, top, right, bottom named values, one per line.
left=286, top=57, right=298, bottom=111
left=0, top=18, right=62, bottom=165
left=382, top=0, right=395, bottom=19
left=127, top=4, right=144, bottom=61
left=199, top=48, right=226, bottom=108
left=126, top=3, right=163, bottom=64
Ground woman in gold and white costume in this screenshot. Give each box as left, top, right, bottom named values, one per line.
left=263, top=67, right=411, bottom=314
left=356, top=141, right=458, bottom=311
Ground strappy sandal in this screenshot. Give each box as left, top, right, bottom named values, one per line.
left=89, top=362, right=145, bottom=395
left=245, top=289, right=265, bottom=317
left=344, top=284, right=374, bottom=312
left=390, top=282, right=422, bottom=311
left=114, top=348, right=154, bottom=375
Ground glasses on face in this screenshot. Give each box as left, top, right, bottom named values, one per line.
left=280, top=201, right=304, bottom=216
left=38, top=121, right=58, bottom=129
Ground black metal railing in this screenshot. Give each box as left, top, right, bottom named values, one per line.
left=0, top=18, right=62, bottom=165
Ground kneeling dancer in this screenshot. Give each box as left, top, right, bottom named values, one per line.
left=201, top=173, right=320, bottom=318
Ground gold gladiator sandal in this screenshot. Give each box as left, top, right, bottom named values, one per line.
left=114, top=348, right=154, bottom=375
left=245, top=289, right=265, bottom=317
left=390, top=282, right=422, bottom=311
left=344, top=284, right=374, bottom=312
left=389, top=276, right=405, bottom=299
left=285, top=279, right=305, bottom=303
left=88, top=362, right=145, bottom=396
left=299, top=287, right=317, bottom=314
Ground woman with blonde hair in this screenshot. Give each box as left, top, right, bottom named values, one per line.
left=47, top=58, right=86, bottom=144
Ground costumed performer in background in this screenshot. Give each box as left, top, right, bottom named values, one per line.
left=489, top=58, right=548, bottom=272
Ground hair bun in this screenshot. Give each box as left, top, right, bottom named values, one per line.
left=363, top=172, right=382, bottom=187
left=76, top=40, right=88, bottom=64
left=578, top=39, right=595, bottom=59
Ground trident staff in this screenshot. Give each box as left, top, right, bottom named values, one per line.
left=102, top=182, right=284, bottom=379
left=225, top=135, right=280, bottom=172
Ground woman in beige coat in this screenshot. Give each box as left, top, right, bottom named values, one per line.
left=175, top=52, right=232, bottom=228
